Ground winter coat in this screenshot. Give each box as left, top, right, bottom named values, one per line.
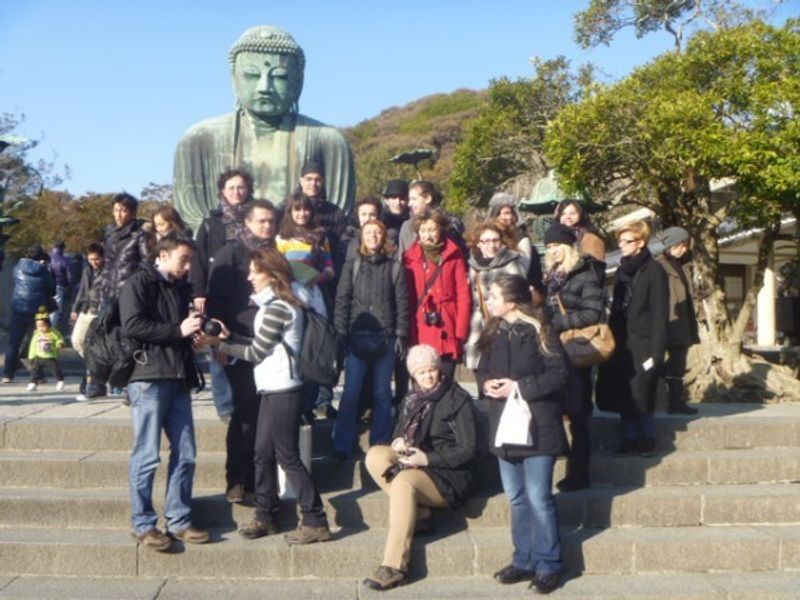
left=189, top=209, right=228, bottom=301
left=11, top=258, right=56, bottom=315
left=381, top=208, right=409, bottom=247
left=476, top=318, right=569, bottom=460
left=72, top=264, right=105, bottom=315
left=397, top=210, right=467, bottom=259
left=334, top=252, right=409, bottom=340
left=393, top=379, right=477, bottom=507
left=464, top=248, right=527, bottom=369
left=103, top=219, right=151, bottom=299
left=547, top=257, right=604, bottom=335
left=596, top=253, right=669, bottom=416
left=206, top=240, right=258, bottom=339
left=656, top=254, right=700, bottom=347
left=119, top=262, right=199, bottom=387
left=49, top=248, right=74, bottom=290
left=404, top=239, right=472, bottom=360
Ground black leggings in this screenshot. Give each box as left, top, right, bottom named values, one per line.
left=253, top=388, right=326, bottom=527
left=30, top=358, right=64, bottom=383
left=224, top=360, right=258, bottom=490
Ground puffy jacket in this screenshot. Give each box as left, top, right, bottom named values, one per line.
left=72, top=264, right=105, bottom=315
left=476, top=318, right=569, bottom=460
left=334, top=252, right=409, bottom=339
left=11, top=258, right=56, bottom=315
left=547, top=257, right=604, bottom=335
left=119, top=262, right=199, bottom=387
left=404, top=239, right=472, bottom=360
left=393, top=379, right=477, bottom=507
left=103, top=219, right=151, bottom=299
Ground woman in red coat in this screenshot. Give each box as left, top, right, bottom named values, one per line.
left=403, top=209, right=472, bottom=379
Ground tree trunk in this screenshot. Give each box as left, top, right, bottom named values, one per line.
left=684, top=201, right=800, bottom=402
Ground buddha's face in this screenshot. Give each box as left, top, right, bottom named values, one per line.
left=234, top=52, right=302, bottom=120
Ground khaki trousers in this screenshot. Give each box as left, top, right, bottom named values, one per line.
left=71, top=311, right=96, bottom=357
left=365, top=445, right=447, bottom=571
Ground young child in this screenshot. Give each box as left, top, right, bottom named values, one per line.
left=27, top=308, right=65, bottom=391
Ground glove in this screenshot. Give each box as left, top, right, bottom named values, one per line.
left=394, top=336, right=407, bottom=360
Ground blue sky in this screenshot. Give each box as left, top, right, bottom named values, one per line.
left=1, top=0, right=796, bottom=197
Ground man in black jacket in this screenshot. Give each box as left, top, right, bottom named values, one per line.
left=102, top=193, right=150, bottom=302
left=119, top=233, right=208, bottom=552
left=206, top=200, right=276, bottom=503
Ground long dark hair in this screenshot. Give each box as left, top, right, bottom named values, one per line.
left=279, top=193, right=320, bottom=239
left=249, top=247, right=301, bottom=306
left=476, top=274, right=555, bottom=356
left=555, top=200, right=600, bottom=235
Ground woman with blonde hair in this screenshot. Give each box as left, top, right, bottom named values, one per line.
left=542, top=223, right=604, bottom=491
left=596, top=220, right=669, bottom=456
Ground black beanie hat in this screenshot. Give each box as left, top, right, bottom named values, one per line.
left=544, top=223, right=577, bottom=246
left=383, top=179, right=409, bottom=198
left=301, top=160, right=325, bottom=177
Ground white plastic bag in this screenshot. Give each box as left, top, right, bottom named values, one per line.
left=494, top=382, right=533, bottom=447
left=278, top=424, right=313, bottom=499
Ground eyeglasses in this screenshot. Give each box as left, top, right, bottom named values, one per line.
left=618, top=238, right=639, bottom=246
left=479, top=238, right=502, bottom=245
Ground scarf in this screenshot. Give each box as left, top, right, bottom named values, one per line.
left=543, top=266, right=568, bottom=296
left=613, top=247, right=651, bottom=319
left=292, top=226, right=325, bottom=248
left=238, top=228, right=274, bottom=251
left=401, top=379, right=444, bottom=447
left=221, top=200, right=250, bottom=241
left=421, top=240, right=444, bottom=265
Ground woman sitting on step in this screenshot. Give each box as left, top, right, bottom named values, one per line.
left=363, top=344, right=478, bottom=591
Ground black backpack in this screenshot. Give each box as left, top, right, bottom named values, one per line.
left=83, top=298, right=139, bottom=388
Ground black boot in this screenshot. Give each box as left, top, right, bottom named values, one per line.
left=666, top=379, right=698, bottom=415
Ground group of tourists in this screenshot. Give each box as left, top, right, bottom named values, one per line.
left=1, top=160, right=703, bottom=594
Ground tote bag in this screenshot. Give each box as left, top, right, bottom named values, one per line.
left=494, top=383, right=533, bottom=447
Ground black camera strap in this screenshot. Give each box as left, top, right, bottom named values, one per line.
left=417, top=262, right=444, bottom=307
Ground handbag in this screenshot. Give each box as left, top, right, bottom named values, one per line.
left=556, top=295, right=616, bottom=368
left=494, top=382, right=533, bottom=447
left=350, top=330, right=390, bottom=358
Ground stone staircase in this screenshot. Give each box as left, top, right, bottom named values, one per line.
left=0, top=383, right=799, bottom=598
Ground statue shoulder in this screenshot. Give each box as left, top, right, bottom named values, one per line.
left=179, top=112, right=237, bottom=142
left=296, top=114, right=349, bottom=144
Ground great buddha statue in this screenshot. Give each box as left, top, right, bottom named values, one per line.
left=173, top=26, right=356, bottom=231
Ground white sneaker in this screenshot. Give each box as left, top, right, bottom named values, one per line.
left=26, top=383, right=37, bottom=392
left=1, top=377, right=12, bottom=384
left=56, top=381, right=65, bottom=391
left=74, top=394, right=89, bottom=402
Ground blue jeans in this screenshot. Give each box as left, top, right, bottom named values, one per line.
left=128, top=379, right=196, bottom=535
left=498, top=455, right=562, bottom=576
left=209, top=355, right=233, bottom=418
left=3, top=311, right=34, bottom=379
left=333, top=340, right=396, bottom=456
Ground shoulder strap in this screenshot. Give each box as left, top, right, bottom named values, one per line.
left=351, top=255, right=362, bottom=287
left=417, top=262, right=444, bottom=307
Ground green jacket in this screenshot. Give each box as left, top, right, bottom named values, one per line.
left=28, top=329, right=65, bottom=360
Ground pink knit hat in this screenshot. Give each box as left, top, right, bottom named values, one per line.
left=406, top=344, right=441, bottom=377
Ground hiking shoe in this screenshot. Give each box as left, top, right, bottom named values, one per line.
left=638, top=437, right=657, bottom=457
left=494, top=563, right=535, bottom=584
left=238, top=519, right=278, bottom=540
left=226, top=483, right=245, bottom=504
left=363, top=565, right=407, bottom=590
left=132, top=528, right=173, bottom=552
left=170, top=526, right=209, bottom=544
left=284, top=524, right=331, bottom=545
left=55, top=381, right=65, bottom=391
left=26, top=383, right=37, bottom=392
left=530, top=570, right=563, bottom=594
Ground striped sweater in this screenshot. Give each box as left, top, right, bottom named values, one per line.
left=218, top=285, right=303, bottom=393
left=276, top=235, right=335, bottom=284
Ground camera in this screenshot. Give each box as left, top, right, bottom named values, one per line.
left=382, top=463, right=403, bottom=483
left=424, top=311, right=442, bottom=327
left=201, top=317, right=222, bottom=336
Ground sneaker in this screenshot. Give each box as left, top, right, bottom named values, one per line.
left=363, top=565, right=407, bottom=591
left=56, top=381, right=65, bottom=391
left=132, top=528, right=173, bottom=552
left=613, top=438, right=639, bottom=456
left=531, top=570, right=563, bottom=594
left=284, top=524, right=331, bottom=545
left=26, top=383, right=37, bottom=392
left=226, top=483, right=245, bottom=504
left=1, top=377, right=12, bottom=384
left=170, top=526, right=210, bottom=544
left=238, top=519, right=278, bottom=540
left=638, top=437, right=657, bottom=457
left=494, top=564, right=536, bottom=584
left=75, top=394, right=90, bottom=402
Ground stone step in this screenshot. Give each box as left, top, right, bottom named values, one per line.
left=3, top=407, right=799, bottom=454
left=2, top=572, right=800, bottom=599
left=1, top=446, right=798, bottom=492
left=0, top=525, right=798, bottom=579
left=1, top=483, right=800, bottom=532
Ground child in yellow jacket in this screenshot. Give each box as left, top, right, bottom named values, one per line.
left=27, top=309, right=65, bottom=392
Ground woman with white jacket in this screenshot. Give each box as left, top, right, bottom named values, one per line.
left=209, top=247, right=330, bottom=546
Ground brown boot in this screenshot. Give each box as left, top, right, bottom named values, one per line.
left=363, top=565, right=407, bottom=590
left=132, top=528, right=173, bottom=552
left=284, top=524, right=331, bottom=545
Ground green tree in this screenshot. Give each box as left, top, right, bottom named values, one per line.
left=449, top=57, right=592, bottom=207
left=546, top=19, right=800, bottom=400
left=574, top=0, right=772, bottom=52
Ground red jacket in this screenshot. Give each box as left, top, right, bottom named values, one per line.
left=404, top=239, right=472, bottom=360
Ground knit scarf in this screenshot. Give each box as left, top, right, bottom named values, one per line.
left=402, top=379, right=444, bottom=447
left=221, top=200, right=250, bottom=241
left=238, top=228, right=274, bottom=251
left=421, top=240, right=444, bottom=265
